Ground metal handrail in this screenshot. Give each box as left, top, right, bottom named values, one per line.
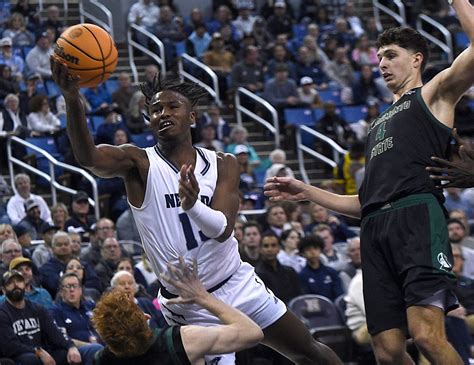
left=178, top=53, right=221, bottom=106
left=234, top=87, right=280, bottom=148
left=127, top=23, right=166, bottom=84
left=7, top=136, right=100, bottom=220
left=296, top=126, right=347, bottom=184
left=79, top=0, right=114, bottom=39
left=372, top=0, right=406, bottom=32
left=416, top=14, right=454, bottom=64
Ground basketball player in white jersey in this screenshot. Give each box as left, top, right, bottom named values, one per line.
left=50, top=58, right=342, bottom=365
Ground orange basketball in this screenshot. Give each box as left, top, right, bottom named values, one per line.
left=54, top=23, right=118, bottom=88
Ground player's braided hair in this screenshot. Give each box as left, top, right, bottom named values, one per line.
left=140, top=73, right=208, bottom=123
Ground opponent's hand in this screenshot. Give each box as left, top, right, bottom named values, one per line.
left=160, top=257, right=208, bottom=305
left=179, top=164, right=200, bottom=211
left=426, top=129, right=474, bottom=188
left=50, top=55, right=80, bottom=99
left=263, top=176, right=309, bottom=202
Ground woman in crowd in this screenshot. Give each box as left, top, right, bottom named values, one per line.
left=27, top=94, right=61, bottom=134
left=51, top=202, right=69, bottom=231
left=2, top=12, right=34, bottom=46
left=64, top=257, right=101, bottom=302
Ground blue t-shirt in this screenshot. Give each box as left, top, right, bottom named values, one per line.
left=299, top=263, right=344, bottom=301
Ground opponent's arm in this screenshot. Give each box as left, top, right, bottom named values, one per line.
left=50, top=57, right=137, bottom=178
left=264, top=176, right=361, bottom=219
left=161, top=258, right=263, bottom=362
left=424, top=0, right=474, bottom=115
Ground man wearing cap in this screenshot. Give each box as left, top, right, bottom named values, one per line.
left=64, top=191, right=96, bottom=242
left=6, top=173, right=52, bottom=226
left=0, top=270, right=81, bottom=365
left=13, top=224, right=32, bottom=251
left=17, top=199, right=49, bottom=241
left=267, top=1, right=294, bottom=39
left=25, top=31, right=53, bottom=79
left=0, top=37, right=24, bottom=80
left=0, top=257, right=54, bottom=310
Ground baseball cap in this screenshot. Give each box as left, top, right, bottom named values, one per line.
left=234, top=144, right=249, bottom=155
left=24, top=198, right=39, bottom=211
left=9, top=257, right=32, bottom=271
left=2, top=270, right=24, bottom=286
left=35, top=31, right=49, bottom=43
left=212, top=32, right=223, bottom=40
left=300, top=76, right=314, bottom=86
left=41, top=224, right=60, bottom=234
left=274, top=0, right=286, bottom=7
left=73, top=191, right=89, bottom=203
left=0, top=37, right=12, bottom=47
left=13, top=225, right=30, bottom=238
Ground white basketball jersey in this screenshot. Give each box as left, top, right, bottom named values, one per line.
left=130, top=146, right=241, bottom=293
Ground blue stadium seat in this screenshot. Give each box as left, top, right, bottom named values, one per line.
left=340, top=105, right=367, bottom=123
left=455, top=32, right=470, bottom=49
left=284, top=108, right=315, bottom=126
left=133, top=132, right=156, bottom=148
left=175, top=41, right=186, bottom=56
left=105, top=79, right=119, bottom=94
left=25, top=136, right=63, bottom=179
left=313, top=107, right=324, bottom=122
left=45, top=80, right=61, bottom=98
left=318, top=89, right=342, bottom=105
left=91, top=116, right=105, bottom=132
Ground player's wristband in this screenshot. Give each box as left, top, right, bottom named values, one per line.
left=186, top=199, right=227, bottom=238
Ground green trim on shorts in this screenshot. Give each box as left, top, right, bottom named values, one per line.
left=165, top=327, right=182, bottom=365
left=364, top=193, right=438, bottom=218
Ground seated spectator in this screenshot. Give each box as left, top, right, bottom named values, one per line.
left=298, top=234, right=344, bottom=301
left=316, top=101, right=355, bottom=149
left=302, top=34, right=330, bottom=72
left=0, top=239, right=22, bottom=278
left=315, top=6, right=334, bottom=34
left=94, top=107, right=128, bottom=146
left=0, top=224, right=17, bottom=242
left=225, top=125, right=260, bottom=167
left=196, top=102, right=230, bottom=145
left=323, top=46, right=355, bottom=90
left=126, top=90, right=148, bottom=134
left=3, top=256, right=54, bottom=310
left=83, top=84, right=113, bottom=115
left=449, top=209, right=473, bottom=236
left=10, top=0, right=40, bottom=30
left=255, top=233, right=302, bottom=304
left=339, top=236, right=361, bottom=290
left=2, top=12, right=34, bottom=46
left=297, top=76, right=322, bottom=107
left=252, top=16, right=272, bottom=55
left=0, top=65, right=20, bottom=100
left=153, top=5, right=186, bottom=65
left=350, top=100, right=380, bottom=141
left=52, top=273, right=103, bottom=365
left=334, top=140, right=365, bottom=195
left=1, top=94, right=28, bottom=165
left=351, top=33, right=378, bottom=69
left=295, top=46, right=329, bottom=87
left=64, top=191, right=96, bottom=242
left=344, top=269, right=369, bottom=345
left=51, top=202, right=69, bottom=231
left=314, top=224, right=349, bottom=272
left=17, top=199, right=50, bottom=240
left=68, top=232, right=82, bottom=257
left=13, top=224, right=32, bottom=251
left=41, top=6, right=65, bottom=35
left=115, top=257, right=152, bottom=299
left=94, top=237, right=123, bottom=291
left=127, top=0, right=160, bottom=35
left=19, top=73, right=44, bottom=114
left=233, top=144, right=257, bottom=193
left=351, top=64, right=392, bottom=105
left=186, top=23, right=211, bottom=58
left=64, top=257, right=101, bottom=302
left=266, top=1, right=293, bottom=40
left=232, top=3, right=256, bottom=39
left=299, top=0, right=322, bottom=22
left=134, top=253, right=159, bottom=294
left=26, top=94, right=61, bottom=134
left=202, top=32, right=235, bottom=98
left=0, top=37, right=24, bottom=80
left=277, top=228, right=306, bottom=273
left=239, top=221, right=262, bottom=267
left=40, top=231, right=101, bottom=297
left=112, top=73, right=136, bottom=116
left=6, top=173, right=52, bottom=225
left=328, top=17, right=356, bottom=49
left=206, top=5, right=239, bottom=41
left=448, top=218, right=474, bottom=250
left=231, top=45, right=264, bottom=93
left=194, top=123, right=224, bottom=152
left=342, top=1, right=364, bottom=37
left=263, top=203, right=290, bottom=238
left=364, top=16, right=380, bottom=45
left=81, top=218, right=116, bottom=268
left=31, top=224, right=58, bottom=268
left=110, top=270, right=165, bottom=330
left=0, top=270, right=82, bottom=365
left=25, top=31, right=53, bottom=79
left=444, top=188, right=473, bottom=220
left=183, top=7, right=206, bottom=36
left=263, top=148, right=295, bottom=182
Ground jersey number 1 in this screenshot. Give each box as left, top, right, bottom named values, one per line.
left=179, top=213, right=209, bottom=250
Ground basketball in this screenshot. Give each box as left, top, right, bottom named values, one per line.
left=54, top=23, right=118, bottom=88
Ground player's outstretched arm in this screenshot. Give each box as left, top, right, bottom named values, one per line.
left=50, top=56, right=137, bottom=178
left=424, top=1, right=474, bottom=112
left=427, top=129, right=474, bottom=188
left=161, top=257, right=263, bottom=362
left=264, top=176, right=361, bottom=218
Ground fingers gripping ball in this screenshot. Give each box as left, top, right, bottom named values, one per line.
left=54, top=23, right=118, bottom=88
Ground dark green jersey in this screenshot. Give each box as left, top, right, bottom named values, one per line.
left=93, top=326, right=190, bottom=365
left=359, top=87, right=452, bottom=217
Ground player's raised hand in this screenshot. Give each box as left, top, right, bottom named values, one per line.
left=263, top=176, right=309, bottom=202
left=50, top=55, right=79, bottom=99
left=160, top=257, right=208, bottom=305
left=179, top=164, right=200, bottom=211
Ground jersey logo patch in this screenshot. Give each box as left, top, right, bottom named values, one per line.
left=437, top=252, right=452, bottom=272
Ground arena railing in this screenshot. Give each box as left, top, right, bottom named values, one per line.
left=6, top=136, right=101, bottom=221
left=127, top=23, right=166, bottom=84
left=234, top=87, right=280, bottom=148
left=416, top=14, right=454, bottom=64
left=296, top=125, right=347, bottom=184
left=78, top=0, right=113, bottom=39
left=372, top=0, right=406, bottom=32
left=178, top=53, right=222, bottom=106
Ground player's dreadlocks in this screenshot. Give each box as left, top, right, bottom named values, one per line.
left=140, top=73, right=208, bottom=123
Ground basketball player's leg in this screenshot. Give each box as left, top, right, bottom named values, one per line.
left=262, top=310, right=343, bottom=365
left=407, top=305, right=463, bottom=365
left=371, top=328, right=415, bottom=365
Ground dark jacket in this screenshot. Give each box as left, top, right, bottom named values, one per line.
left=52, top=299, right=99, bottom=342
